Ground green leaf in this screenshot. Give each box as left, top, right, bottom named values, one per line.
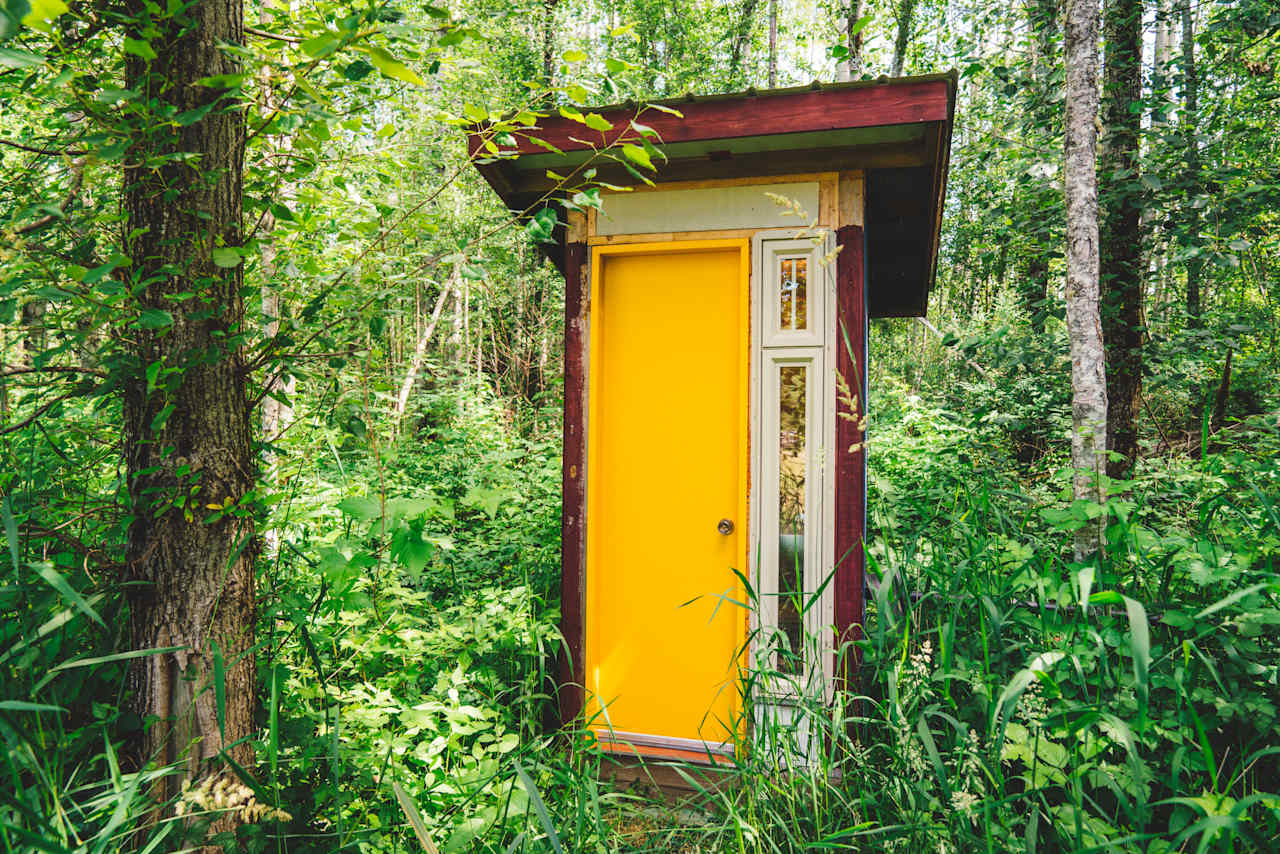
left=561, top=49, right=587, bottom=63
left=20, top=0, right=66, bottom=33
left=211, top=247, right=241, bottom=268
left=582, top=112, right=612, bottom=132
left=0, top=47, right=43, bottom=68
left=525, top=207, right=558, bottom=244
left=212, top=639, right=226, bottom=741
left=175, top=103, right=215, bottom=126
left=301, top=32, right=341, bottom=59
left=34, top=562, right=106, bottom=627
left=620, top=143, right=654, bottom=171
left=337, top=496, right=381, bottom=520
left=342, top=59, right=373, bottom=80
left=150, top=403, right=175, bottom=432
left=365, top=46, right=425, bottom=86
left=0, top=701, right=65, bottom=713
left=136, top=308, right=173, bottom=329
left=644, top=102, right=683, bottom=118
left=122, top=38, right=156, bottom=60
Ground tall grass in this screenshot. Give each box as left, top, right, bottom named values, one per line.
left=620, top=441, right=1280, bottom=853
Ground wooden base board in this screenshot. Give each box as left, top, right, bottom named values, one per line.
left=599, top=754, right=739, bottom=798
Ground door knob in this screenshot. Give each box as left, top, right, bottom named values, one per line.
left=717, top=518, right=735, bottom=535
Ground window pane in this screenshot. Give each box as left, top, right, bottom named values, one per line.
left=778, top=364, right=806, bottom=673
left=779, top=258, right=808, bottom=331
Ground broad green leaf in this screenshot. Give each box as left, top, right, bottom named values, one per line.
left=620, top=143, right=654, bottom=171
left=365, top=45, right=425, bottom=86
left=136, top=308, right=172, bottom=329
left=337, top=496, right=381, bottom=520
left=561, top=49, right=587, bottom=63
left=122, top=38, right=156, bottom=60
left=20, top=0, right=66, bottom=33
left=301, top=32, right=341, bottom=59
left=0, top=47, right=43, bottom=68
left=211, top=247, right=241, bottom=268
left=582, top=112, right=612, bottom=132
left=525, top=207, right=557, bottom=244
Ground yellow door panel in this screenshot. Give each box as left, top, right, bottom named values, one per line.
left=586, top=241, right=749, bottom=753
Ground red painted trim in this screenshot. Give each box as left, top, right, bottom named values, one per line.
left=470, top=80, right=951, bottom=158
left=558, top=240, right=589, bottom=729
left=834, top=225, right=867, bottom=692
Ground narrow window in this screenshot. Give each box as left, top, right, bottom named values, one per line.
left=778, top=363, right=806, bottom=672
left=778, top=257, right=808, bottom=331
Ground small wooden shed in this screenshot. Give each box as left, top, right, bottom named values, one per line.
left=469, top=73, right=956, bottom=765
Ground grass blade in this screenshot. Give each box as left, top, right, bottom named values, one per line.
left=393, top=781, right=441, bottom=854
left=513, top=761, right=563, bottom=854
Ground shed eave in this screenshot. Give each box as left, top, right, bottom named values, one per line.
left=468, top=72, right=956, bottom=318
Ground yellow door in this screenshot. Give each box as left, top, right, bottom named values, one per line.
left=586, top=240, right=749, bottom=758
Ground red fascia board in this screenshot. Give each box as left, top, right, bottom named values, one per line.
left=468, top=78, right=951, bottom=160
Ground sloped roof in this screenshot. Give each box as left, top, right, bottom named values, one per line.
left=468, top=72, right=956, bottom=317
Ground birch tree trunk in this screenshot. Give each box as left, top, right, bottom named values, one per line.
left=767, top=0, right=778, bottom=87
left=836, top=0, right=864, bottom=81
left=1100, top=0, right=1144, bottom=479
left=728, top=0, right=760, bottom=82
left=395, top=277, right=455, bottom=424
left=1063, top=0, right=1109, bottom=560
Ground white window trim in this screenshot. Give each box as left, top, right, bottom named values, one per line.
left=749, top=230, right=838, bottom=712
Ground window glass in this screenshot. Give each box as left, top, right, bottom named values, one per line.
left=778, top=258, right=808, bottom=332
left=778, top=364, right=806, bottom=672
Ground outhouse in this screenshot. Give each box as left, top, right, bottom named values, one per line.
left=469, top=73, right=956, bottom=765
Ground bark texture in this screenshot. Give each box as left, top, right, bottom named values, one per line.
left=767, top=0, right=778, bottom=87
left=891, top=0, right=918, bottom=77
left=1100, top=0, right=1144, bottom=478
left=836, top=0, right=864, bottom=81
left=1179, top=0, right=1202, bottom=324
left=121, top=0, right=256, bottom=822
left=1063, top=0, right=1108, bottom=559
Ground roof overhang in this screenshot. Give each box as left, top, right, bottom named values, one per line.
left=467, top=72, right=956, bottom=317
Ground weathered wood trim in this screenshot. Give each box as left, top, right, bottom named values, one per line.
left=589, top=227, right=770, bottom=246
left=834, top=224, right=866, bottom=694
left=506, top=142, right=929, bottom=201
left=557, top=238, right=589, bottom=730
left=600, top=172, right=838, bottom=197
left=501, top=78, right=951, bottom=156
left=837, top=171, right=865, bottom=228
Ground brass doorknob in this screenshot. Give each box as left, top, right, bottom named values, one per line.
left=717, top=518, right=735, bottom=535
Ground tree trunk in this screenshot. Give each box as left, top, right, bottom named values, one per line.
left=767, top=0, right=778, bottom=87
left=121, top=0, right=257, bottom=829
left=728, top=0, right=760, bottom=82
left=1180, top=0, right=1202, bottom=324
left=1100, top=0, right=1143, bottom=479
left=891, top=0, right=918, bottom=77
left=836, top=0, right=864, bottom=81
left=1064, top=0, right=1108, bottom=559
left=395, top=278, right=454, bottom=423
left=542, top=0, right=558, bottom=93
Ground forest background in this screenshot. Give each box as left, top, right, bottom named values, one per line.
left=1, top=0, right=1279, bottom=850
